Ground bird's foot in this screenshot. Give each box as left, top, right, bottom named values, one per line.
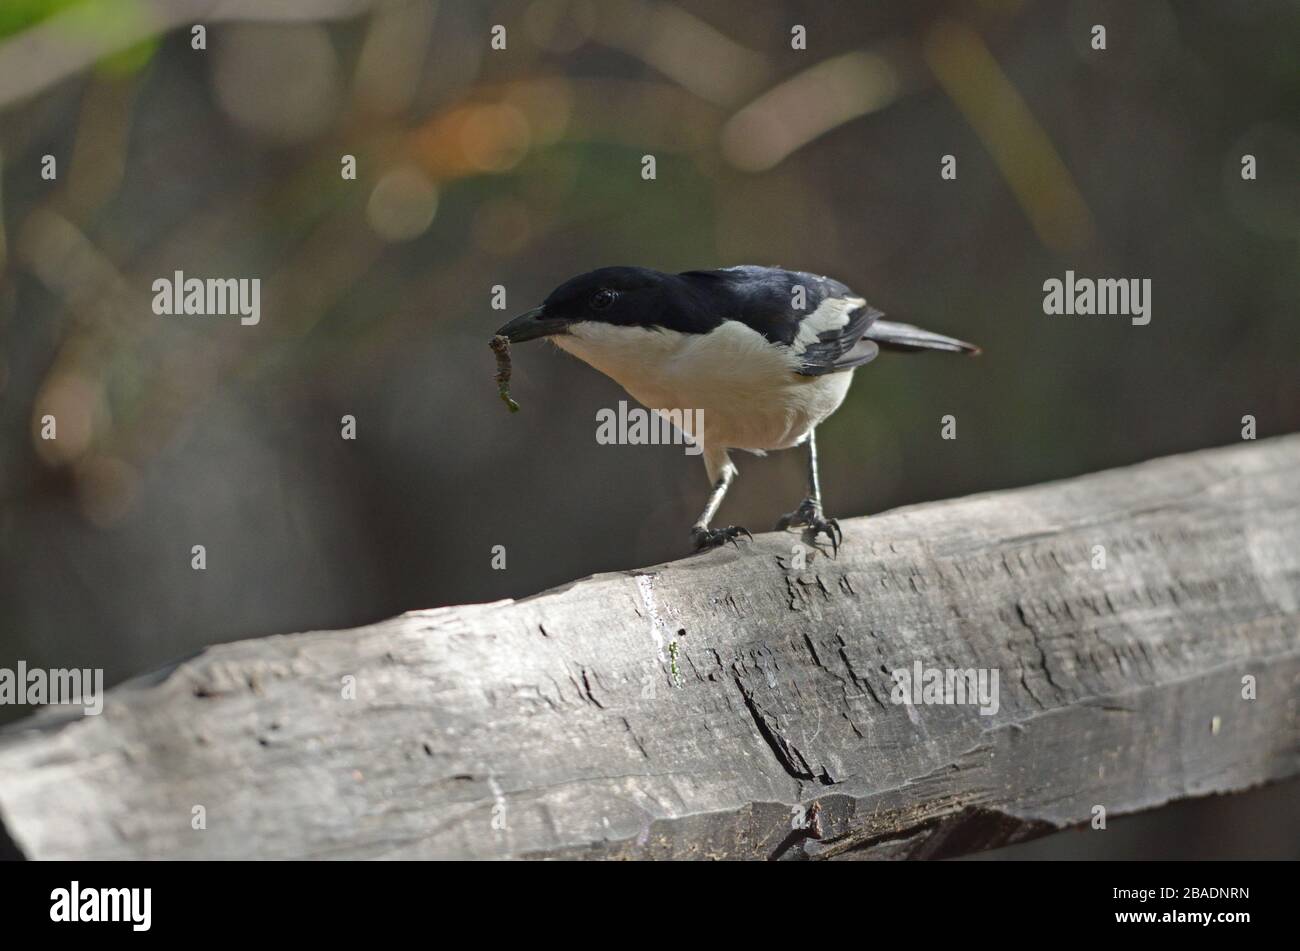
left=691, top=524, right=753, bottom=551
left=775, top=499, right=842, bottom=554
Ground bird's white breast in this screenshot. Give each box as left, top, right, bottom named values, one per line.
left=551, top=320, right=855, bottom=454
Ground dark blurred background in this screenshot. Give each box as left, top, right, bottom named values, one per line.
left=0, top=0, right=1296, bottom=856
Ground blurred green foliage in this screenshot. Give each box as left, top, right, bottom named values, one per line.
left=0, top=0, right=156, bottom=74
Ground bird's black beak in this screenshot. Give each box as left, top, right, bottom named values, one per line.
left=495, top=306, right=569, bottom=343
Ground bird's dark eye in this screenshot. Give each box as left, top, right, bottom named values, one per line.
left=590, top=288, right=617, bottom=310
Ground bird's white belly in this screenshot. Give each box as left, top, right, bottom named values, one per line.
left=552, top=321, right=854, bottom=452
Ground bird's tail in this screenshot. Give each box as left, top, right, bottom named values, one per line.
left=865, top=320, right=981, bottom=355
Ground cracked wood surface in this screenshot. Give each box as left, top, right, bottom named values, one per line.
left=1, top=436, right=1297, bottom=859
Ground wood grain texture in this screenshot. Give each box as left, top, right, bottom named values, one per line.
left=1, top=436, right=1297, bottom=860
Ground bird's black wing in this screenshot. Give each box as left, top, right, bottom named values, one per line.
left=795, top=302, right=884, bottom=375
left=678, top=266, right=883, bottom=375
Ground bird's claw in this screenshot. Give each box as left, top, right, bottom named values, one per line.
left=776, top=500, right=842, bottom=555
left=691, top=525, right=752, bottom=551
left=812, top=517, right=842, bottom=555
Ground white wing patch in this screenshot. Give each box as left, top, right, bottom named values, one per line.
left=793, top=295, right=867, bottom=354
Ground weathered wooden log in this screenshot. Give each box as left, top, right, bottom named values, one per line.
left=1, top=436, right=1297, bottom=859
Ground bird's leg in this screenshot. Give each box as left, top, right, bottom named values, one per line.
left=691, top=467, right=751, bottom=550
left=775, top=429, right=842, bottom=553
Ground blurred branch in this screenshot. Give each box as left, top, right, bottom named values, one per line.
left=923, top=16, right=1095, bottom=252
left=1, top=436, right=1296, bottom=858
left=596, top=0, right=770, bottom=107
left=721, top=48, right=905, bottom=172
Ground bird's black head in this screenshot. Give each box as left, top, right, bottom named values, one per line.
left=495, top=266, right=675, bottom=343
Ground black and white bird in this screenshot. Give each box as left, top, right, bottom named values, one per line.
left=496, top=265, right=979, bottom=553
